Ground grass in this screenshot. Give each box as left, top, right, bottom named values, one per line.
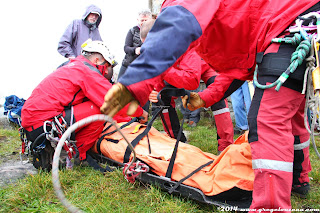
left=0, top=113, right=320, bottom=212
left=0, top=128, right=21, bottom=164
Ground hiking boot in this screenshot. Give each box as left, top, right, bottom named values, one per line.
left=233, top=127, right=242, bottom=135
left=292, top=182, right=310, bottom=198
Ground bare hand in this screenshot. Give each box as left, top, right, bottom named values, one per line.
left=139, top=110, right=148, bottom=124
left=135, top=47, right=141, bottom=55
left=149, top=90, right=159, bottom=103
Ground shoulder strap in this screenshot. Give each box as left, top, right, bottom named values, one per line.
left=66, top=61, right=102, bottom=108
left=83, top=61, right=102, bottom=75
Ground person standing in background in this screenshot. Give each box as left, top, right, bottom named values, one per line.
left=57, top=5, right=103, bottom=60
left=230, top=81, right=252, bottom=134
left=118, top=9, right=152, bottom=78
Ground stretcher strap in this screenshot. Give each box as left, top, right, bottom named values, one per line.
left=97, top=118, right=138, bottom=148
left=86, top=152, right=113, bottom=173
left=123, top=107, right=163, bottom=163
left=165, top=115, right=186, bottom=178
left=168, top=160, right=214, bottom=194
left=158, top=87, right=190, bottom=178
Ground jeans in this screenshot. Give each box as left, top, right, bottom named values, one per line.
left=230, top=81, right=251, bottom=130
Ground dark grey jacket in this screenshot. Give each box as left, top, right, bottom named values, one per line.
left=121, top=26, right=143, bottom=67
left=57, top=5, right=103, bottom=58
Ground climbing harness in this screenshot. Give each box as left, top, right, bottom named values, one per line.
left=19, top=127, right=32, bottom=163
left=254, top=33, right=312, bottom=91
left=19, top=113, right=79, bottom=169
left=303, top=38, right=320, bottom=159
left=253, top=12, right=320, bottom=158
left=43, top=114, right=78, bottom=160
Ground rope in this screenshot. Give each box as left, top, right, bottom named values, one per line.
left=303, top=39, right=320, bottom=159
left=52, top=114, right=137, bottom=213
left=255, top=29, right=320, bottom=158
left=254, top=33, right=311, bottom=91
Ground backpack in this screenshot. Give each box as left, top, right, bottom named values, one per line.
left=3, top=95, right=25, bottom=126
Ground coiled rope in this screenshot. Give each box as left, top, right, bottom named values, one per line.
left=303, top=38, right=320, bottom=159
left=254, top=33, right=312, bottom=91
left=254, top=30, right=320, bottom=159
left=52, top=114, right=137, bottom=213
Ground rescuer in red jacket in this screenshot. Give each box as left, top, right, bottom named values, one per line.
left=101, top=1, right=320, bottom=212
left=149, top=48, right=234, bottom=152
left=142, top=19, right=234, bottom=150
left=22, top=40, right=147, bottom=169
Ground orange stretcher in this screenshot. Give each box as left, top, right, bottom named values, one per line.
left=91, top=119, right=253, bottom=209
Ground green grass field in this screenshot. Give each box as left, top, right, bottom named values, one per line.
left=0, top=114, right=319, bottom=213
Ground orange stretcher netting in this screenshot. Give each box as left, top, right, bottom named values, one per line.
left=92, top=121, right=254, bottom=196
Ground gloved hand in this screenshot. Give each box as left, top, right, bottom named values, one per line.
left=181, top=92, right=206, bottom=111
left=149, top=90, right=159, bottom=103
left=100, top=83, right=139, bottom=117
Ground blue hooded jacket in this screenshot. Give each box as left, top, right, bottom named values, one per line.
left=57, top=5, right=103, bottom=58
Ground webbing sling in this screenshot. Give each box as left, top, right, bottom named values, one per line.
left=123, top=107, right=164, bottom=163
left=96, top=118, right=138, bottom=148
left=168, top=160, right=214, bottom=194
left=123, top=86, right=190, bottom=164
left=159, top=86, right=190, bottom=178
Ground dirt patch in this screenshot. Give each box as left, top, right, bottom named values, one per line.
left=0, top=159, right=37, bottom=187
left=0, top=119, right=38, bottom=187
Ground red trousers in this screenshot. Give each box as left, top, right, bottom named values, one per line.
left=212, top=99, right=234, bottom=151
left=72, top=101, right=105, bottom=160
left=248, top=85, right=311, bottom=212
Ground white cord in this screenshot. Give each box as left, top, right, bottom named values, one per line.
left=52, top=114, right=137, bottom=213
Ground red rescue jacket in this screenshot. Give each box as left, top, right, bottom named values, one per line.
left=119, top=0, right=318, bottom=107
left=22, top=55, right=142, bottom=128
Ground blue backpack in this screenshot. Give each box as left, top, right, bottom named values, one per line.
left=3, top=95, right=25, bottom=126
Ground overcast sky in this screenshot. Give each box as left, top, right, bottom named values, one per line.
left=0, top=0, right=149, bottom=103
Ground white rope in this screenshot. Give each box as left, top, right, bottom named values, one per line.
left=52, top=114, right=137, bottom=213
left=303, top=39, right=320, bottom=159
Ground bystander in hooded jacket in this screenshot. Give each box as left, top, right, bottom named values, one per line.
left=57, top=5, right=103, bottom=58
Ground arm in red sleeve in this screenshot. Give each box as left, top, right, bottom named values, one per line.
left=164, top=49, right=202, bottom=90
left=198, top=74, right=235, bottom=107
left=116, top=103, right=143, bottom=118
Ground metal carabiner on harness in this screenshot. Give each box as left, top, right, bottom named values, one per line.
left=43, top=117, right=79, bottom=159
left=299, top=12, right=320, bottom=42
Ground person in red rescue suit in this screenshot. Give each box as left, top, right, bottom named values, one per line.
left=142, top=19, right=234, bottom=149
left=149, top=47, right=234, bottom=152
left=101, top=1, right=319, bottom=212
left=22, top=40, right=148, bottom=163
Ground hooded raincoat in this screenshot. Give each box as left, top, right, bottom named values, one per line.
left=57, top=5, right=103, bottom=58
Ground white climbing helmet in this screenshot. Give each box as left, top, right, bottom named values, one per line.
left=81, top=39, right=117, bottom=66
